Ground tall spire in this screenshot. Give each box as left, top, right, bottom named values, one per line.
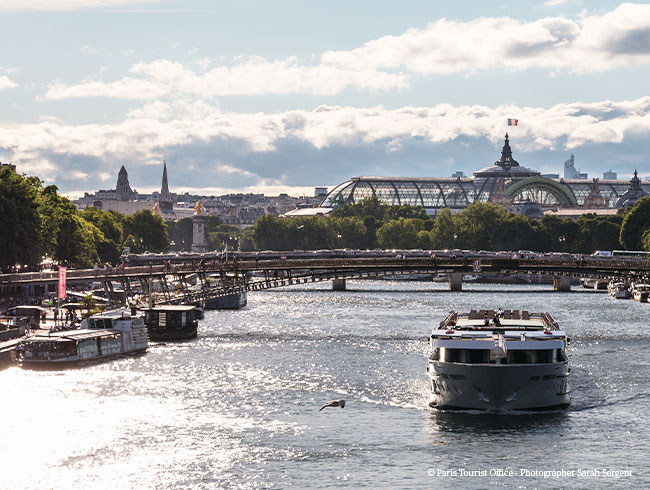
left=159, top=159, right=173, bottom=212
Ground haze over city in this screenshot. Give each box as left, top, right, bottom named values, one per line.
left=1, top=0, right=649, bottom=198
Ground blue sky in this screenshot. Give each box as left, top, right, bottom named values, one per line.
left=1, top=0, right=649, bottom=197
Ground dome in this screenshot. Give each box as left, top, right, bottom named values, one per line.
left=473, top=133, right=539, bottom=179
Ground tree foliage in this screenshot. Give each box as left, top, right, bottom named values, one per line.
left=620, top=197, right=650, bottom=250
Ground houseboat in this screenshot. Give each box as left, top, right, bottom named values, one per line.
left=141, top=305, right=204, bottom=341
left=17, top=309, right=148, bottom=368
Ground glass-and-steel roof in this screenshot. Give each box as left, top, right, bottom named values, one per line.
left=315, top=134, right=650, bottom=214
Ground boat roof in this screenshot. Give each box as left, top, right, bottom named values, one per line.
left=87, top=309, right=135, bottom=319
left=27, top=329, right=117, bottom=342
left=437, top=310, right=560, bottom=331
left=141, top=305, right=200, bottom=312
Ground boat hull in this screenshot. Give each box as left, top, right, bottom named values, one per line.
left=204, top=292, right=247, bottom=310
left=428, top=361, right=570, bottom=411
left=19, top=348, right=147, bottom=370
left=146, top=325, right=197, bottom=341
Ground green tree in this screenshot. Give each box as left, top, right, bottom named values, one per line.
left=80, top=207, right=124, bottom=263
left=376, top=218, right=426, bottom=249
left=454, top=202, right=506, bottom=250
left=329, top=216, right=368, bottom=249
left=494, top=214, right=540, bottom=251
left=620, top=197, right=650, bottom=250
left=120, top=210, right=169, bottom=253
left=251, top=214, right=292, bottom=250
left=430, top=208, right=456, bottom=249
left=332, top=196, right=388, bottom=221
left=207, top=224, right=243, bottom=250
left=37, top=185, right=102, bottom=267
left=0, top=167, right=43, bottom=269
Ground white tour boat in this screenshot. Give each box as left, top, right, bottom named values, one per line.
left=608, top=281, right=631, bottom=299
left=427, top=309, right=570, bottom=411
left=632, top=283, right=650, bottom=303
left=17, top=309, right=148, bottom=368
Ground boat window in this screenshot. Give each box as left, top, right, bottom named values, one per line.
left=537, top=350, right=553, bottom=363
left=144, top=311, right=159, bottom=324
left=444, top=349, right=461, bottom=363
left=430, top=348, right=440, bottom=361
left=50, top=341, right=76, bottom=359
left=556, top=349, right=567, bottom=362
left=464, top=349, right=489, bottom=364
left=89, top=318, right=112, bottom=329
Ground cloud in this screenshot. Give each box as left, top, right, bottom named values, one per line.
left=2, top=96, right=650, bottom=194
left=36, top=4, right=650, bottom=103
left=43, top=56, right=408, bottom=99
left=0, top=76, right=18, bottom=91
left=322, top=3, right=650, bottom=74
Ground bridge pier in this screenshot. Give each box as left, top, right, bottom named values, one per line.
left=332, top=279, right=346, bottom=291
left=449, top=273, right=463, bottom=292
left=553, top=276, right=572, bottom=292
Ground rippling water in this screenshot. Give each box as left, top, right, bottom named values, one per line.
left=2, top=281, right=649, bottom=488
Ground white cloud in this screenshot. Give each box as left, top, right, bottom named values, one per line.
left=42, top=56, right=408, bottom=99
left=35, top=4, right=650, bottom=103
left=544, top=0, right=570, bottom=7
left=44, top=77, right=169, bottom=100
left=322, top=3, right=650, bottom=74
left=3, top=97, right=650, bottom=193
left=0, top=76, right=18, bottom=91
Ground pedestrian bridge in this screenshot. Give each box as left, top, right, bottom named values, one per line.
left=2, top=251, right=649, bottom=304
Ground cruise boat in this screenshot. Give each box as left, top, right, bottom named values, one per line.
left=141, top=305, right=204, bottom=341
left=632, top=283, right=650, bottom=302
left=17, top=309, right=148, bottom=369
left=427, top=309, right=570, bottom=411
left=608, top=281, right=631, bottom=299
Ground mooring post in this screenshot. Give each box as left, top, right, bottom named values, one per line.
left=332, top=278, right=346, bottom=291
left=449, top=273, right=463, bottom=292
left=553, top=276, right=572, bottom=292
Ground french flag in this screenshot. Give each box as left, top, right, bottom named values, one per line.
left=508, top=118, right=518, bottom=126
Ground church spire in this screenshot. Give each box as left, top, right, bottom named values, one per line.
left=159, top=159, right=173, bottom=212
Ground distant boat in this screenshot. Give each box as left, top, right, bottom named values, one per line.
left=141, top=305, right=204, bottom=341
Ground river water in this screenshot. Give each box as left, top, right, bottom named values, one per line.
left=1, top=281, right=648, bottom=489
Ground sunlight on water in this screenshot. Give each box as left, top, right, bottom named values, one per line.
left=2, top=280, right=649, bottom=488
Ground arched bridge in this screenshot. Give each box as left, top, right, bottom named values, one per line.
left=2, top=251, right=650, bottom=304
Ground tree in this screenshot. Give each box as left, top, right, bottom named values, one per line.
left=37, top=185, right=102, bottom=267
left=430, top=208, right=456, bottom=249
left=376, top=218, right=426, bottom=249
left=166, top=218, right=193, bottom=252
left=328, top=216, right=368, bottom=249
left=120, top=210, right=169, bottom=253
left=0, top=167, right=42, bottom=269
left=207, top=224, right=243, bottom=250
left=620, top=197, right=650, bottom=250
left=80, top=207, right=124, bottom=263
left=494, top=214, right=540, bottom=251
left=454, top=202, right=506, bottom=250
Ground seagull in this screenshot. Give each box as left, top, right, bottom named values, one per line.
left=319, top=399, right=346, bottom=412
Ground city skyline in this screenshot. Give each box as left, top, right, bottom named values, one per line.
left=1, top=0, right=650, bottom=198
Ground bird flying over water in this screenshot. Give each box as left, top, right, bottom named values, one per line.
left=319, top=399, right=346, bottom=411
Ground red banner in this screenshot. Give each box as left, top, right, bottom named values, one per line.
left=58, top=266, right=67, bottom=299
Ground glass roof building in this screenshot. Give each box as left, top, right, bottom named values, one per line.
left=294, top=134, right=649, bottom=216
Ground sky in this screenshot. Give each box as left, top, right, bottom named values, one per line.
left=1, top=0, right=650, bottom=198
